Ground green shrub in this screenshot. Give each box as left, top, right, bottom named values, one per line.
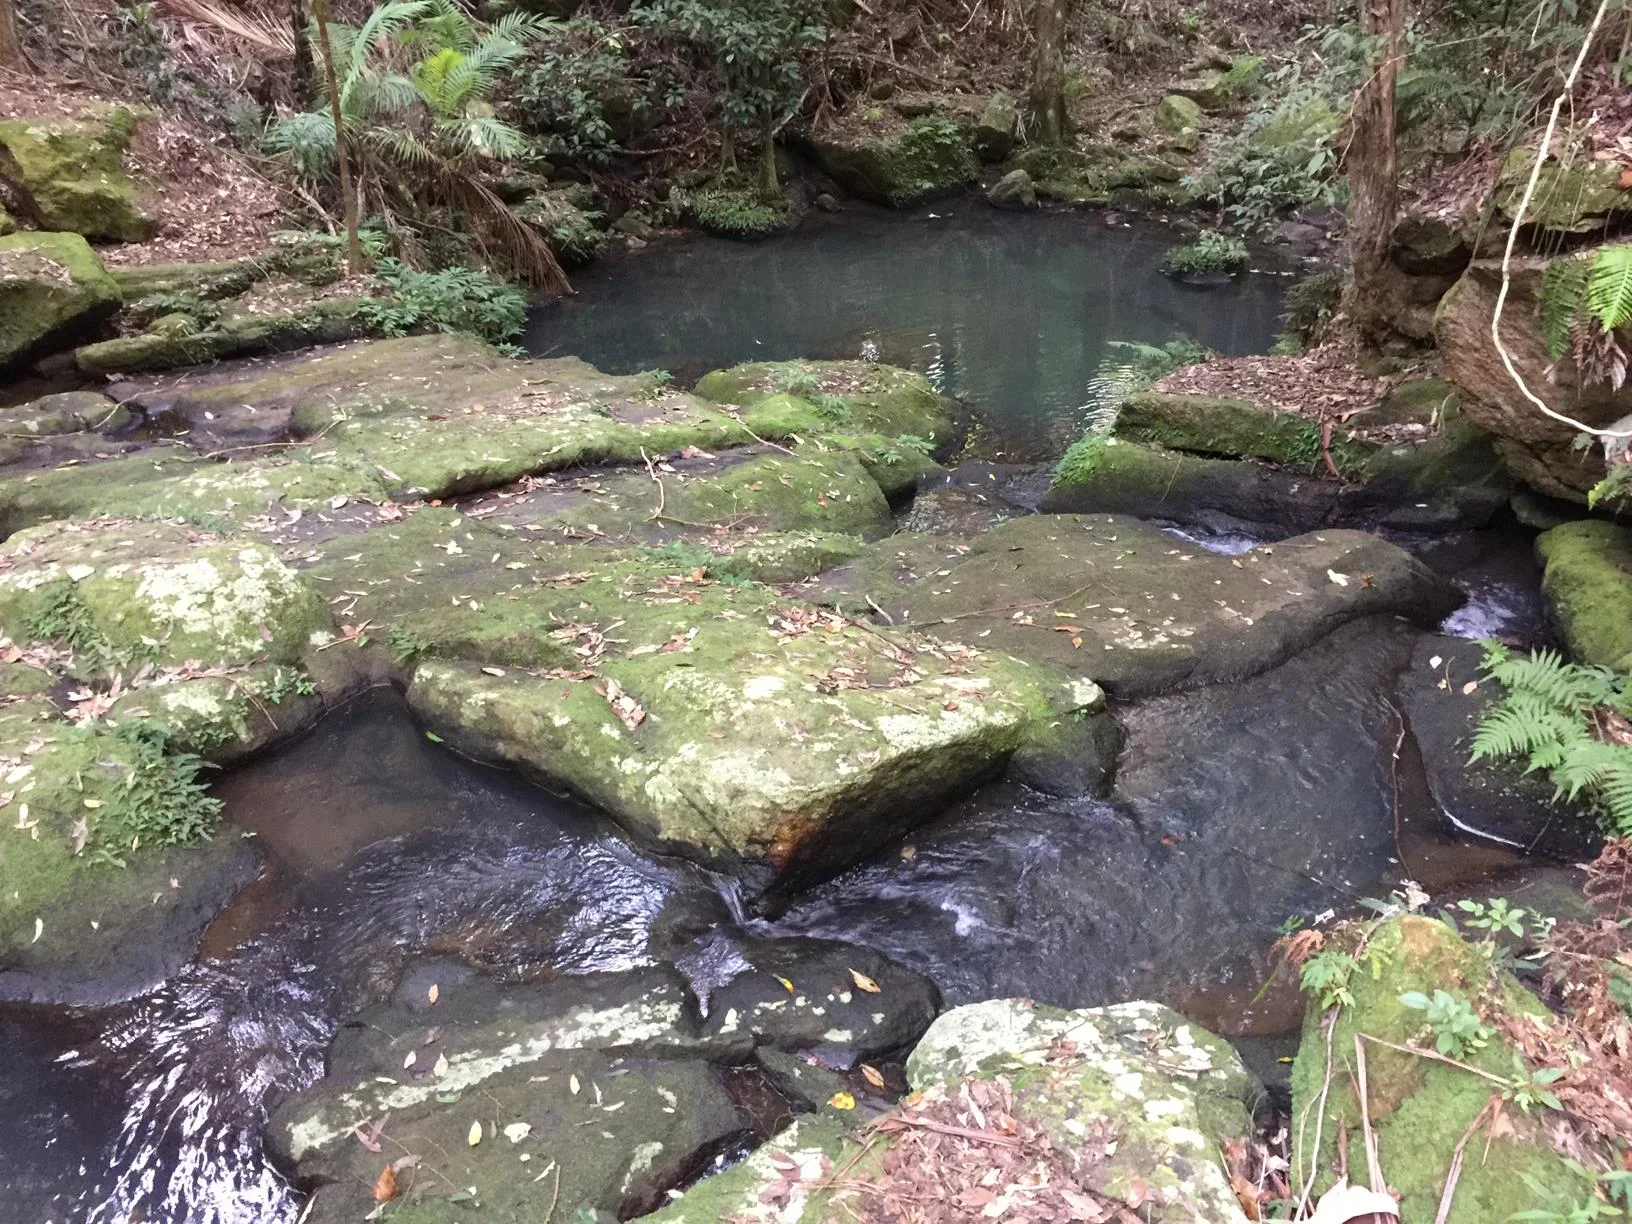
left=683, top=187, right=786, bottom=238
left=1187, top=86, right=1342, bottom=228
left=360, top=259, right=530, bottom=344
left=1162, top=230, right=1248, bottom=276
left=508, top=19, right=658, bottom=164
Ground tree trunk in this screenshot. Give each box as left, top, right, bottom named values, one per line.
left=760, top=115, right=780, bottom=199
left=1347, top=0, right=1407, bottom=345
left=1028, top=0, right=1068, bottom=145
left=0, top=0, right=24, bottom=70
left=291, top=0, right=314, bottom=106
left=311, top=0, right=363, bottom=276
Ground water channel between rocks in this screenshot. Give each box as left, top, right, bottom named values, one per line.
left=0, top=206, right=1586, bottom=1223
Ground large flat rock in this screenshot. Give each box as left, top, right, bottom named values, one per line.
left=846, top=513, right=1462, bottom=697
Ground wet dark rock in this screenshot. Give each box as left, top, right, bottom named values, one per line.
left=771, top=620, right=1437, bottom=1017
left=269, top=966, right=762, bottom=1223
left=700, top=936, right=940, bottom=1068
left=1401, top=635, right=1600, bottom=861
left=814, top=191, right=842, bottom=212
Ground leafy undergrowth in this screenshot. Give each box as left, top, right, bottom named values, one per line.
left=1472, top=642, right=1632, bottom=834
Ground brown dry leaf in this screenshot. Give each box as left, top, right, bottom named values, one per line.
left=861, top=1064, right=886, bottom=1089
left=427, top=984, right=439, bottom=1005
left=603, top=678, right=647, bottom=732
left=849, top=968, right=882, bottom=993
left=372, top=1165, right=399, bottom=1203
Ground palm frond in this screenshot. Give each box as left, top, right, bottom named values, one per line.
left=438, top=115, right=535, bottom=161
left=487, top=11, right=561, bottom=47
left=351, top=71, right=423, bottom=118
left=347, top=0, right=433, bottom=84
left=441, top=172, right=571, bottom=296
left=366, top=126, right=441, bottom=169
left=262, top=110, right=338, bottom=181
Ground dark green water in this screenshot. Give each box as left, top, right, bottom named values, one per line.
left=525, top=202, right=1288, bottom=459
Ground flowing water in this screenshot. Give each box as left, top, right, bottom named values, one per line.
left=0, top=207, right=1580, bottom=1223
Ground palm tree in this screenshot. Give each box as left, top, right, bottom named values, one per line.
left=265, top=0, right=571, bottom=293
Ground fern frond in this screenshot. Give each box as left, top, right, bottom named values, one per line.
left=1588, top=245, right=1632, bottom=335
left=1540, top=256, right=1590, bottom=362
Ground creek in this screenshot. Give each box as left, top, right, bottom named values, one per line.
left=0, top=206, right=1581, bottom=1223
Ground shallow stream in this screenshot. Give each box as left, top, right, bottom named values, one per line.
left=0, top=206, right=1582, bottom=1222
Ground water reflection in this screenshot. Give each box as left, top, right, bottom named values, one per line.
left=526, top=204, right=1285, bottom=459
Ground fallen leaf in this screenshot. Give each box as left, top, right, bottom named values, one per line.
left=1461, top=680, right=1478, bottom=695
left=427, top=984, right=439, bottom=1004
left=433, top=1052, right=449, bottom=1078
left=849, top=968, right=881, bottom=993
left=503, top=1122, right=532, bottom=1144
left=569, top=1073, right=581, bottom=1095
left=467, top=1120, right=483, bottom=1147
left=372, top=1165, right=399, bottom=1203
left=829, top=1091, right=856, bottom=1110
left=1327, top=570, right=1350, bottom=587
left=1308, top=1181, right=1399, bottom=1223
left=775, top=975, right=796, bottom=994
left=861, top=1064, right=886, bottom=1089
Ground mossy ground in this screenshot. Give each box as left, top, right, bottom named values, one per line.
left=1289, top=916, right=1596, bottom=1223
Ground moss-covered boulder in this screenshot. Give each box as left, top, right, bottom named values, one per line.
left=1043, top=426, right=1507, bottom=537
left=803, top=115, right=979, bottom=206
left=853, top=514, right=1462, bottom=698
left=907, top=999, right=1259, bottom=1221
left=269, top=966, right=763, bottom=1223
left=693, top=359, right=958, bottom=452
left=1290, top=915, right=1599, bottom=1222
left=1117, top=390, right=1374, bottom=472
left=0, top=231, right=121, bottom=371
left=1438, top=258, right=1632, bottom=501
left=0, top=699, right=261, bottom=1003
left=971, top=92, right=1021, bottom=162
left=1536, top=519, right=1632, bottom=669
left=0, top=109, right=157, bottom=242
left=292, top=507, right=1103, bottom=891
left=1496, top=146, right=1632, bottom=233
left=74, top=296, right=371, bottom=377
left=653, top=998, right=1260, bottom=1224
left=1154, top=93, right=1202, bottom=137
left=0, top=518, right=328, bottom=673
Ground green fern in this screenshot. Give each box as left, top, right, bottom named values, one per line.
left=1471, top=641, right=1632, bottom=833
left=1587, top=244, right=1632, bottom=334
left=1539, top=255, right=1589, bottom=361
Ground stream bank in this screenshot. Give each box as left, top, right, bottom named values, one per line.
left=0, top=208, right=1617, bottom=1223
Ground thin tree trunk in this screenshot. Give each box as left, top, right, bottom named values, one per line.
left=291, top=0, right=314, bottom=106
left=311, top=0, right=363, bottom=276
left=1028, top=0, right=1068, bottom=145
left=1347, top=0, right=1407, bottom=345
left=0, top=0, right=25, bottom=71
left=760, top=115, right=780, bottom=199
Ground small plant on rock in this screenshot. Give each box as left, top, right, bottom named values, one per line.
left=1162, top=230, right=1249, bottom=277
left=1399, top=987, right=1492, bottom=1058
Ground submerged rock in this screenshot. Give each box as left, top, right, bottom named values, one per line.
left=269, top=967, right=764, bottom=1223
left=849, top=514, right=1461, bottom=697
left=1536, top=518, right=1632, bottom=668
left=0, top=108, right=157, bottom=241
left=1290, top=915, right=1600, bottom=1222
left=0, top=230, right=121, bottom=372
